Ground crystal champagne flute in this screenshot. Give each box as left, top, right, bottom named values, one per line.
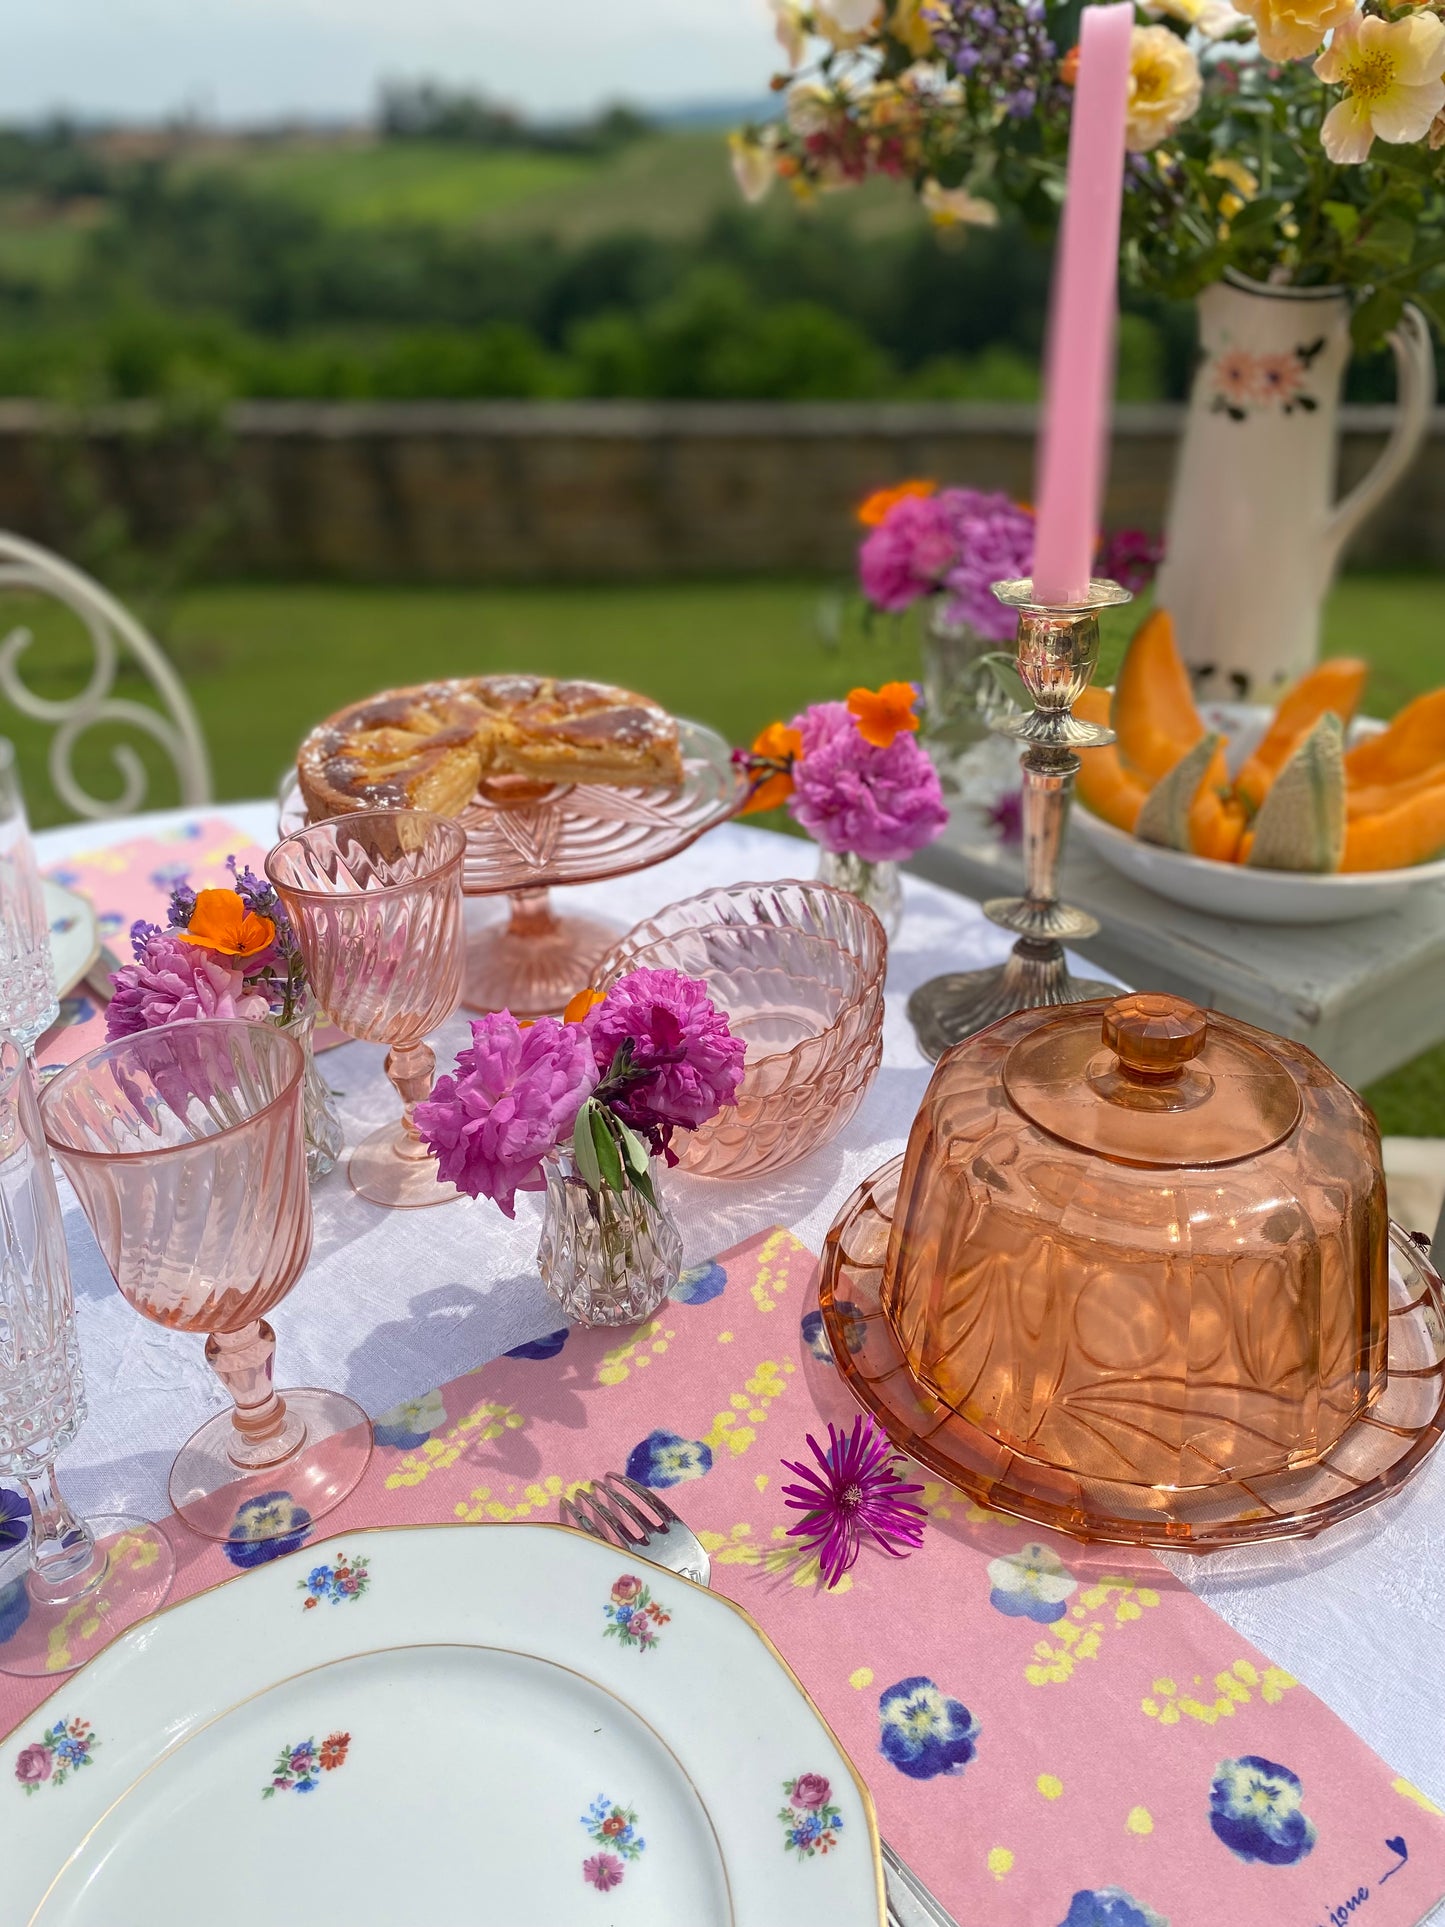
left=0, top=1032, right=173, bottom=1676
left=41, top=1019, right=372, bottom=1542
left=266, top=809, right=467, bottom=1208
left=0, top=741, right=58, bottom=1050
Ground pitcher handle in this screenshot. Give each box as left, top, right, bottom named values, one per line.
left=1324, top=303, right=1435, bottom=573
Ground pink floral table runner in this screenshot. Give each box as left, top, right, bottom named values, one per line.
left=3, top=1227, right=1442, bottom=1927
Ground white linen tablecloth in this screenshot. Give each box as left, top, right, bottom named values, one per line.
left=34, top=803, right=1445, bottom=1803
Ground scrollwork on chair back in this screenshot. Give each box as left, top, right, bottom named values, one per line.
left=0, top=531, right=212, bottom=820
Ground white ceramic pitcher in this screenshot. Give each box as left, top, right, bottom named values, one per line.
left=1154, top=270, right=1435, bottom=698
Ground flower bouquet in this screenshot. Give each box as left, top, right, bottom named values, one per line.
left=736, top=681, right=949, bottom=933
left=415, top=969, right=745, bottom=1327
left=107, top=861, right=343, bottom=1180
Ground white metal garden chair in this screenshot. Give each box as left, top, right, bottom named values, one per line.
left=0, top=530, right=212, bottom=820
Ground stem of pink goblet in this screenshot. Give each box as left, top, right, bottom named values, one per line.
left=385, top=1040, right=437, bottom=1164
left=205, top=1320, right=300, bottom=1468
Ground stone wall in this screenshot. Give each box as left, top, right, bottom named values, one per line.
left=0, top=398, right=1439, bottom=579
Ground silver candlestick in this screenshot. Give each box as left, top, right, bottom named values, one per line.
left=909, top=574, right=1131, bottom=1062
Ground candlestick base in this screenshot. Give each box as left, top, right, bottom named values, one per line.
left=908, top=941, right=1118, bottom=1063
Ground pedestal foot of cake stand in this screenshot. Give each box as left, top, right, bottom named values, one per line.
left=908, top=938, right=1115, bottom=1062
left=463, top=888, right=620, bottom=1018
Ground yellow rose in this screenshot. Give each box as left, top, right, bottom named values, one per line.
left=1315, top=8, right=1445, bottom=163
left=891, top=0, right=936, bottom=57
left=1232, top=0, right=1356, bottom=63
left=921, top=179, right=1000, bottom=229
left=815, top=0, right=883, bottom=48
left=728, top=130, right=779, bottom=205
left=1126, top=26, right=1204, bottom=152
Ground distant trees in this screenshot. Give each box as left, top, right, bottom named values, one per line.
left=376, top=81, right=649, bottom=155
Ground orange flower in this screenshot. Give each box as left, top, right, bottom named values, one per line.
left=847, top=682, right=920, bottom=749
left=176, top=887, right=275, bottom=961
left=856, top=479, right=936, bottom=528
left=318, top=1732, right=350, bottom=1771
left=563, top=987, right=606, bottom=1023
left=1060, top=44, right=1080, bottom=85
left=739, top=720, right=803, bottom=815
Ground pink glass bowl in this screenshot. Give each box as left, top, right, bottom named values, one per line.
left=594, top=880, right=886, bottom=1180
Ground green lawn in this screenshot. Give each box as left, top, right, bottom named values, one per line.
left=1, top=569, right=1441, bottom=1130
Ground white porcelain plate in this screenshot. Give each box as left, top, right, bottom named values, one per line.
left=44, top=881, right=99, bottom=997
left=9, top=1524, right=883, bottom=1927
left=1073, top=703, right=1445, bottom=925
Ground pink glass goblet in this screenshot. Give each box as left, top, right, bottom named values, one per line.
left=40, top=1019, right=372, bottom=1543
left=266, top=809, right=467, bottom=1208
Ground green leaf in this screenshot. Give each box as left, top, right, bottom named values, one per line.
left=590, top=1105, right=625, bottom=1193
left=1351, top=286, right=1405, bottom=353
left=617, top=1120, right=650, bottom=1179
left=1323, top=201, right=1359, bottom=241
left=572, top=1100, right=603, bottom=1191
left=626, top=1159, right=659, bottom=1210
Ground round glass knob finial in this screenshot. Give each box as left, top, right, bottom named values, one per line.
left=1102, top=992, right=1208, bottom=1079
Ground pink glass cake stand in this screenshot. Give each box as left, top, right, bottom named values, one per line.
left=279, top=718, right=745, bottom=1018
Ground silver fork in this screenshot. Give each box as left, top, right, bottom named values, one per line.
left=558, top=1471, right=960, bottom=1927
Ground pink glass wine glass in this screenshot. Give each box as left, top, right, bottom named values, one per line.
left=266, top=810, right=466, bottom=1209
left=40, top=1020, right=372, bottom=1543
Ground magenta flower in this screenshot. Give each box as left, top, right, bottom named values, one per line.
left=582, top=1853, right=624, bottom=1892
left=414, top=1013, right=599, bottom=1217
left=858, top=493, right=959, bottom=612
left=105, top=931, right=271, bottom=1040
left=585, top=967, right=745, bottom=1159
left=935, top=490, right=1035, bottom=641
left=781, top=1414, right=927, bottom=1589
left=789, top=1772, right=832, bottom=1811
left=789, top=703, right=948, bottom=862
left=1097, top=526, right=1164, bottom=596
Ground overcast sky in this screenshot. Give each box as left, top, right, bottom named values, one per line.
left=0, top=0, right=780, bottom=123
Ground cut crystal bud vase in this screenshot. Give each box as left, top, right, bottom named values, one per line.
left=537, top=1155, right=682, bottom=1329
left=276, top=998, right=343, bottom=1183
left=816, top=849, right=903, bottom=941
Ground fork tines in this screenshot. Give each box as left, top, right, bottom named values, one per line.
left=560, top=1470, right=678, bottom=1551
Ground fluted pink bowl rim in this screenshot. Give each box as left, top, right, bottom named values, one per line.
left=264, top=808, right=468, bottom=902
left=39, top=1017, right=305, bottom=1161
left=594, top=877, right=887, bottom=1071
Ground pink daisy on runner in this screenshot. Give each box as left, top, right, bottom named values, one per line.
left=780, top=1414, right=927, bottom=1589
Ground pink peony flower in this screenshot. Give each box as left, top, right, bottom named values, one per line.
left=935, top=490, right=1036, bottom=641
left=858, top=493, right=959, bottom=612
left=789, top=703, right=949, bottom=862
left=582, top=1853, right=625, bottom=1892
left=14, top=1744, right=51, bottom=1785
left=105, top=931, right=271, bottom=1040
left=585, top=968, right=745, bottom=1155
left=414, top=1013, right=598, bottom=1218
left=790, top=1772, right=832, bottom=1811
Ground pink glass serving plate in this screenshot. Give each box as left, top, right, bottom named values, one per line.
left=594, top=880, right=886, bottom=1181
left=9, top=1523, right=883, bottom=1927
left=818, top=1156, right=1445, bottom=1551
left=279, top=718, right=746, bottom=1016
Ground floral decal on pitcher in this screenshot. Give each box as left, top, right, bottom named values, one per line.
left=299, top=1552, right=371, bottom=1609
left=603, top=1573, right=670, bottom=1651
left=779, top=1772, right=845, bottom=1858
left=262, top=1730, right=351, bottom=1797
left=581, top=1794, right=646, bottom=1890
left=14, top=1717, right=97, bottom=1793
left=1209, top=339, right=1326, bottom=420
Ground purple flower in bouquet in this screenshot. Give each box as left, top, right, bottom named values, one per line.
left=585, top=967, right=745, bottom=1160
left=105, top=931, right=272, bottom=1040
left=781, top=1414, right=927, bottom=1589
left=858, top=493, right=959, bottom=612
left=788, top=702, right=948, bottom=863
left=413, top=1013, right=599, bottom=1218
left=935, top=490, right=1035, bottom=641
left=1097, top=527, right=1164, bottom=597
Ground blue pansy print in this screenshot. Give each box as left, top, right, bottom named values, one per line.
left=372, top=1387, right=448, bottom=1450
left=223, top=1490, right=312, bottom=1570
left=624, top=1430, right=714, bottom=1489
left=0, top=1486, right=29, bottom=1549
left=800, top=1302, right=867, bottom=1366
left=1059, top=1889, right=1169, bottom=1927
left=506, top=1329, right=569, bottom=1361
left=987, top=1542, right=1078, bottom=1624
left=878, top=1676, right=980, bottom=1780
left=1209, top=1755, right=1318, bottom=1866
left=0, top=1573, right=30, bottom=1645
left=671, top=1261, right=726, bottom=1306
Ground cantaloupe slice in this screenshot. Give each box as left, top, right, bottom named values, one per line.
left=1341, top=780, right=1445, bottom=872
left=1244, top=713, right=1345, bottom=873
left=1111, top=608, right=1205, bottom=785
left=1235, top=658, right=1368, bottom=813
left=1073, top=685, right=1149, bottom=833
left=1345, top=688, right=1445, bottom=786
left=1190, top=751, right=1248, bottom=863
left=1346, top=761, right=1445, bottom=819
left=1137, top=733, right=1222, bottom=850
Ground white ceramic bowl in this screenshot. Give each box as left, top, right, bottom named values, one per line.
left=1073, top=701, right=1445, bottom=926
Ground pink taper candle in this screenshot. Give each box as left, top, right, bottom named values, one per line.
left=1031, top=0, right=1134, bottom=606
